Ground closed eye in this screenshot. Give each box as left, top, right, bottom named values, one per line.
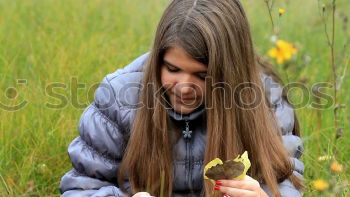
left=198, top=74, right=207, bottom=80
left=163, top=60, right=207, bottom=79
left=166, top=64, right=179, bottom=72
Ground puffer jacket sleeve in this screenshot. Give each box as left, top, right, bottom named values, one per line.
left=260, top=75, right=304, bottom=197
left=59, top=52, right=148, bottom=197
left=59, top=75, right=133, bottom=197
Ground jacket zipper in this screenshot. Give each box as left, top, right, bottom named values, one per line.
left=183, top=118, right=193, bottom=191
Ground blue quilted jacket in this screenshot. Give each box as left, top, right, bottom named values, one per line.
left=59, top=52, right=304, bottom=197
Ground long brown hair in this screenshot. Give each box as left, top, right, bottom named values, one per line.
left=118, top=0, right=304, bottom=196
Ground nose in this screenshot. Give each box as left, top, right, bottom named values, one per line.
left=178, top=85, right=194, bottom=95
left=175, top=75, right=197, bottom=96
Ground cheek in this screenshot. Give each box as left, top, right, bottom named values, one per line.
left=201, top=84, right=206, bottom=97
left=196, top=82, right=206, bottom=97
left=160, top=68, right=176, bottom=89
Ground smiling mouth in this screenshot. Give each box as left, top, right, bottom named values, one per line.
left=179, top=97, right=195, bottom=100
left=175, top=94, right=195, bottom=99
left=175, top=96, right=196, bottom=104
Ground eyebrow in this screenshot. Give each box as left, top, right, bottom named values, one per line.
left=163, top=60, right=207, bottom=74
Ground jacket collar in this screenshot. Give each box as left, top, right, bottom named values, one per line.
left=165, top=94, right=206, bottom=121
left=167, top=104, right=206, bottom=122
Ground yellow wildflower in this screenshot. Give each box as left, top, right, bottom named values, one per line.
left=317, top=155, right=333, bottom=161
left=330, top=161, right=343, bottom=173
left=279, top=8, right=285, bottom=15
left=312, top=179, right=329, bottom=191
left=38, top=163, right=49, bottom=174
left=268, top=40, right=298, bottom=64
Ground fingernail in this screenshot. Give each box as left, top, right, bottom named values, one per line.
left=214, top=185, right=220, bottom=190
left=216, top=180, right=222, bottom=185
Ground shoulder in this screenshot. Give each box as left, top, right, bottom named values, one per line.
left=87, top=52, right=150, bottom=133
left=101, top=51, right=150, bottom=108
left=260, top=72, right=283, bottom=106
left=108, top=52, right=150, bottom=80
left=75, top=52, right=151, bottom=161
left=260, top=72, right=296, bottom=135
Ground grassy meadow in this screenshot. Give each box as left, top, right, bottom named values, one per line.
left=0, top=0, right=349, bottom=196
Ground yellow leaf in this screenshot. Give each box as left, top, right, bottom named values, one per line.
left=203, top=151, right=251, bottom=184
left=232, top=151, right=251, bottom=180
left=203, top=158, right=223, bottom=184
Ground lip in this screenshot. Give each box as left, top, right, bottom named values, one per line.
left=175, top=95, right=196, bottom=100
left=175, top=96, right=196, bottom=104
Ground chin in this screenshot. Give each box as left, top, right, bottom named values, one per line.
left=172, top=104, right=197, bottom=115
left=169, top=97, right=201, bottom=115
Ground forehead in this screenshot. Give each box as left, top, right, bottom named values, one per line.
left=163, top=47, right=207, bottom=72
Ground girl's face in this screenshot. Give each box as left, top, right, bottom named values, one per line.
left=161, top=46, right=207, bottom=115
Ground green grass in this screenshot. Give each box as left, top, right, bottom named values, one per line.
left=0, top=0, right=349, bottom=196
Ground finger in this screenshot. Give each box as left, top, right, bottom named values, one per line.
left=215, top=185, right=256, bottom=197
left=244, top=175, right=254, bottom=181
left=216, top=179, right=260, bottom=191
left=137, top=192, right=151, bottom=197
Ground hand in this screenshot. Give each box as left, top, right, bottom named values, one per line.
left=213, top=175, right=269, bottom=197
left=132, top=192, right=153, bottom=197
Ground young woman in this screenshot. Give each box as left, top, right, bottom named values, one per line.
left=60, top=0, right=304, bottom=196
